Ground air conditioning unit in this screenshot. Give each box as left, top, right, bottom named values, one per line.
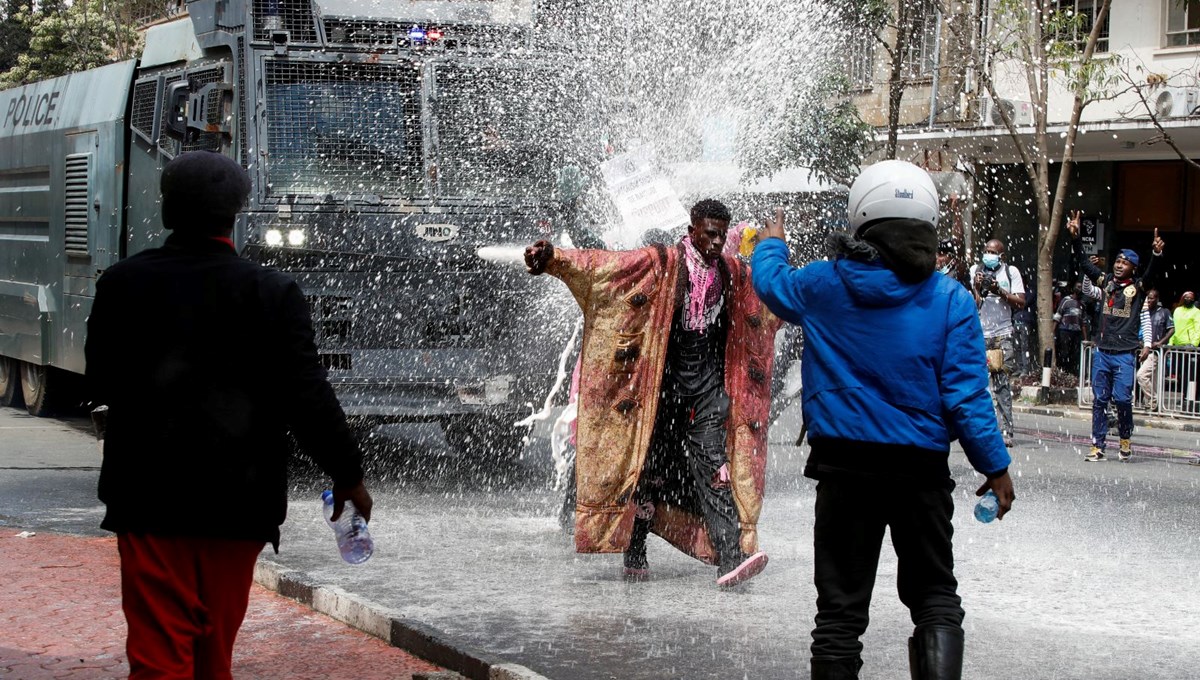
left=1153, top=87, right=1200, bottom=118
left=978, top=96, right=1033, bottom=128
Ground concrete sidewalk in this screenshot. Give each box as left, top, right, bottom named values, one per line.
left=0, top=530, right=445, bottom=680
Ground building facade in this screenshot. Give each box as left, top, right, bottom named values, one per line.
left=853, top=0, right=1199, bottom=304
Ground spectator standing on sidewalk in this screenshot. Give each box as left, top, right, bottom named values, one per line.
left=936, top=239, right=970, bottom=289
left=1067, top=211, right=1165, bottom=462
left=969, top=238, right=1025, bottom=446
left=1172, top=291, right=1199, bottom=347
left=1136, top=290, right=1173, bottom=411
left=85, top=151, right=372, bottom=679
left=751, top=161, right=1014, bottom=680
left=1171, top=291, right=1200, bottom=416
left=1053, top=282, right=1086, bottom=377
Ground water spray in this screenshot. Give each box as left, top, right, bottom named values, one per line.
left=475, top=245, right=529, bottom=269
left=513, top=318, right=582, bottom=429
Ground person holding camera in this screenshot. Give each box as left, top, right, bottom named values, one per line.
left=969, top=239, right=1024, bottom=446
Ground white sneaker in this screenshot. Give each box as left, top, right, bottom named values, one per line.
left=717, top=552, right=768, bottom=588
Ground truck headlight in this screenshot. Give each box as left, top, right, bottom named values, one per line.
left=287, top=229, right=306, bottom=247
left=265, top=228, right=284, bottom=246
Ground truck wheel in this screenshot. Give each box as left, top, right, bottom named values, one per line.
left=20, top=362, right=55, bottom=417
left=0, top=357, right=22, bottom=408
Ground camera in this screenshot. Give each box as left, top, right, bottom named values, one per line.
left=978, top=270, right=997, bottom=296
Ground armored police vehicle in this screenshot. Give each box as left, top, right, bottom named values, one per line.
left=0, top=0, right=594, bottom=456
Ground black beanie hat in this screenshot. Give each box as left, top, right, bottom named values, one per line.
left=161, top=151, right=251, bottom=234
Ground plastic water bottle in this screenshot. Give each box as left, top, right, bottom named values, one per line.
left=974, top=490, right=999, bottom=524
left=321, top=490, right=374, bottom=564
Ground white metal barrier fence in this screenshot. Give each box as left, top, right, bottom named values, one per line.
left=1078, top=344, right=1200, bottom=419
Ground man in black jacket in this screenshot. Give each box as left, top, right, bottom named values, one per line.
left=85, top=151, right=372, bottom=678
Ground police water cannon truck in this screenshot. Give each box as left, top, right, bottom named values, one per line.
left=0, top=0, right=593, bottom=458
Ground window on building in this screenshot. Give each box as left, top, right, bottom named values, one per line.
left=1053, top=0, right=1110, bottom=53
left=902, top=12, right=939, bottom=79
left=847, top=39, right=875, bottom=91
left=1167, top=0, right=1200, bottom=47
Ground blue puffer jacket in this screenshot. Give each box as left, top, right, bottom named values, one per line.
left=751, top=237, right=1010, bottom=476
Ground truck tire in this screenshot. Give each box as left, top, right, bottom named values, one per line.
left=0, top=357, right=22, bottom=408
left=20, top=362, right=56, bottom=417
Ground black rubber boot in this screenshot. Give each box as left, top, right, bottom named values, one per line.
left=810, top=657, right=862, bottom=680
left=907, top=625, right=964, bottom=680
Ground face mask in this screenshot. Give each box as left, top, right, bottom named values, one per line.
left=1186, top=301, right=1196, bottom=308
left=982, top=253, right=1001, bottom=269
left=938, top=264, right=953, bottom=275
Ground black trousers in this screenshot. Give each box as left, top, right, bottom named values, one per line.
left=631, top=387, right=742, bottom=568
left=1055, top=329, right=1083, bottom=376
left=811, top=476, right=964, bottom=661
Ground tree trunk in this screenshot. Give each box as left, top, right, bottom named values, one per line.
left=885, top=9, right=912, bottom=160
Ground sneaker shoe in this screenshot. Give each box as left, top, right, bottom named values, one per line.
left=1085, top=447, right=1106, bottom=462
left=717, top=551, right=768, bottom=588
left=1118, top=439, right=1132, bottom=462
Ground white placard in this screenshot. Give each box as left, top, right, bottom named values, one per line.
left=599, top=148, right=689, bottom=248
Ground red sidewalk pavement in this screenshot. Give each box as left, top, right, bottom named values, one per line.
left=0, top=531, right=444, bottom=679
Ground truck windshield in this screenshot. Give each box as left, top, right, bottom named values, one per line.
left=264, top=60, right=424, bottom=197
left=433, top=61, right=585, bottom=202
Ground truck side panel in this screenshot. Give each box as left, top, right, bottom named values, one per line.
left=0, top=60, right=135, bottom=373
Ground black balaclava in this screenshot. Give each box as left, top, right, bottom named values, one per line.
left=826, top=219, right=938, bottom=284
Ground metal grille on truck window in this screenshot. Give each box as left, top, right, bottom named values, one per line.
left=433, top=62, right=581, bottom=200
left=131, top=79, right=160, bottom=145
left=252, top=0, right=318, bottom=43
left=63, top=154, right=91, bottom=257
left=322, top=19, right=398, bottom=48
left=322, top=19, right=523, bottom=50
left=181, top=67, right=227, bottom=154
left=131, top=0, right=184, bottom=26
left=264, top=60, right=424, bottom=197
left=159, top=69, right=228, bottom=156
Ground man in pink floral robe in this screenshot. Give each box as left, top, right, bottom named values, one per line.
left=525, top=200, right=780, bottom=587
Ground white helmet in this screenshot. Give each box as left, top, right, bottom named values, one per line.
left=847, top=160, right=939, bottom=233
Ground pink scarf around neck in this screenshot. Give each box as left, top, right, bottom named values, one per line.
left=681, top=236, right=723, bottom=332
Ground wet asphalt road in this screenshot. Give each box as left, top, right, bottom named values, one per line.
left=2, top=404, right=1199, bottom=679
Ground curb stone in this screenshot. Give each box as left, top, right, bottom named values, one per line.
left=1014, top=403, right=1200, bottom=433
left=253, top=560, right=551, bottom=680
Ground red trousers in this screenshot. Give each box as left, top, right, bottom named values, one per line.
left=117, top=533, right=264, bottom=680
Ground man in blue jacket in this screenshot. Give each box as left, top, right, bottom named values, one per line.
left=751, top=160, right=1014, bottom=680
